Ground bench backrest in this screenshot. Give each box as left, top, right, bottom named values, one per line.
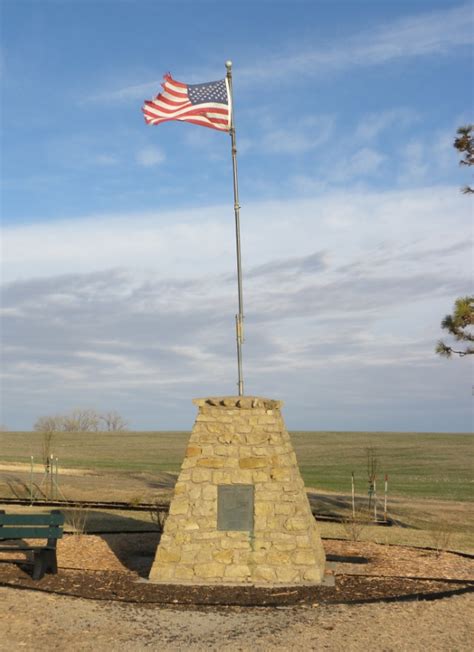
left=0, top=510, right=65, bottom=540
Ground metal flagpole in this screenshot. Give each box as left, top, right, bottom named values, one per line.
left=225, top=60, right=244, bottom=396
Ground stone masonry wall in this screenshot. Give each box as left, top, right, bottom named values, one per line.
left=148, top=397, right=326, bottom=585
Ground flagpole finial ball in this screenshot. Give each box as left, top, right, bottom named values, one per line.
left=225, top=60, right=233, bottom=70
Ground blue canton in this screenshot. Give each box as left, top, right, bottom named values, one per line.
left=188, top=80, right=228, bottom=105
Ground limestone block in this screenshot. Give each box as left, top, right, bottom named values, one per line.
left=213, top=549, right=234, bottom=564
left=181, top=457, right=198, bottom=469
left=202, top=484, right=217, bottom=500
left=195, top=548, right=214, bottom=563
left=224, top=564, right=251, bottom=579
left=285, top=517, right=308, bottom=531
left=275, top=503, right=295, bottom=515
left=175, top=566, right=195, bottom=580
left=196, top=457, right=226, bottom=468
left=229, top=469, right=252, bottom=483
left=293, top=550, right=317, bottom=565
left=186, top=445, right=201, bottom=457
left=214, top=444, right=236, bottom=456
left=194, top=562, right=225, bottom=579
left=245, top=431, right=270, bottom=445
left=193, top=502, right=215, bottom=517
left=253, top=446, right=271, bottom=456
left=267, top=550, right=290, bottom=565
left=156, top=548, right=181, bottom=563
left=253, top=566, right=277, bottom=582
left=270, top=468, right=292, bottom=482
left=174, top=482, right=187, bottom=495
left=239, top=457, right=270, bottom=469
left=253, top=470, right=270, bottom=483
left=180, top=548, right=199, bottom=563
left=221, top=537, right=250, bottom=550
left=275, top=566, right=300, bottom=583
left=169, top=500, right=189, bottom=516
left=188, top=485, right=202, bottom=501
left=266, top=515, right=288, bottom=530
left=193, top=531, right=223, bottom=541
left=200, top=445, right=216, bottom=456
left=255, top=501, right=274, bottom=517
left=192, top=468, right=213, bottom=483
left=212, top=470, right=232, bottom=484
left=149, top=564, right=176, bottom=581
left=174, top=531, right=191, bottom=545
left=303, top=567, right=323, bottom=582
left=274, top=542, right=297, bottom=552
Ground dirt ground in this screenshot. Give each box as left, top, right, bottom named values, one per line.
left=1, top=464, right=473, bottom=650
left=1, top=534, right=473, bottom=650
left=1, top=586, right=473, bottom=651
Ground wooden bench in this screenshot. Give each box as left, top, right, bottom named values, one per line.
left=0, top=510, right=65, bottom=580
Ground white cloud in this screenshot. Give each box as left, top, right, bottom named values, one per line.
left=135, top=146, right=166, bottom=167
left=1, top=185, right=470, bottom=284
left=2, top=184, right=471, bottom=430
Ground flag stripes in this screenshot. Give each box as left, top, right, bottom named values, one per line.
left=142, top=73, right=231, bottom=131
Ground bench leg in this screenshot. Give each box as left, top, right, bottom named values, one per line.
left=32, top=549, right=57, bottom=580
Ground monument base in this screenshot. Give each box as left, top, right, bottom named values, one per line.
left=149, top=397, right=326, bottom=584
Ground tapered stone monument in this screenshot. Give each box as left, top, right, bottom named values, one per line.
left=149, top=396, right=326, bottom=584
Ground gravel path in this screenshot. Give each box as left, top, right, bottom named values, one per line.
left=1, top=587, right=473, bottom=651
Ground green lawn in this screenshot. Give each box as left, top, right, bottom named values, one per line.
left=1, top=430, right=472, bottom=502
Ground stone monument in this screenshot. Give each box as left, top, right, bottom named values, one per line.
left=149, top=396, right=326, bottom=584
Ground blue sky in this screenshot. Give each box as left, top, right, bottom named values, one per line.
left=1, top=0, right=473, bottom=431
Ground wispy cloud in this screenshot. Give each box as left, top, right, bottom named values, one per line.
left=135, top=145, right=166, bottom=167
left=354, top=109, right=419, bottom=143
left=262, top=116, right=335, bottom=154
left=241, top=2, right=473, bottom=82
left=87, top=3, right=473, bottom=103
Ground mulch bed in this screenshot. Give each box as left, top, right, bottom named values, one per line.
left=0, top=564, right=472, bottom=607
left=0, top=534, right=473, bottom=607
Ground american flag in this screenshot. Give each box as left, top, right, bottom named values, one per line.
left=142, top=74, right=231, bottom=132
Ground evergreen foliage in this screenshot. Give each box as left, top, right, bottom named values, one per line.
left=436, top=296, right=474, bottom=357
left=453, top=124, right=473, bottom=194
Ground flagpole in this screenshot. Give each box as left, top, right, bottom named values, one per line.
left=225, top=60, right=244, bottom=396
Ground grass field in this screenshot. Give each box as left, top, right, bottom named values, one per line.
left=0, top=430, right=472, bottom=502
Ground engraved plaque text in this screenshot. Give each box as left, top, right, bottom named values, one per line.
left=217, top=484, right=254, bottom=531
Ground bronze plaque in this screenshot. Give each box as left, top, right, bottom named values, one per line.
left=217, top=484, right=254, bottom=531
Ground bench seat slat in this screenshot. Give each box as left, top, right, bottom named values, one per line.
left=0, top=544, right=56, bottom=551
left=0, top=514, right=65, bottom=526
left=0, top=526, right=63, bottom=539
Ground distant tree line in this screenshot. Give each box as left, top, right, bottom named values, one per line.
left=34, top=408, right=129, bottom=432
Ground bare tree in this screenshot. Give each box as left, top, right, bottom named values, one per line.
left=34, top=415, right=64, bottom=432
left=41, top=431, right=55, bottom=472
left=366, top=446, right=378, bottom=514
left=100, top=411, right=129, bottom=431
left=33, top=408, right=129, bottom=433
left=62, top=408, right=101, bottom=432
